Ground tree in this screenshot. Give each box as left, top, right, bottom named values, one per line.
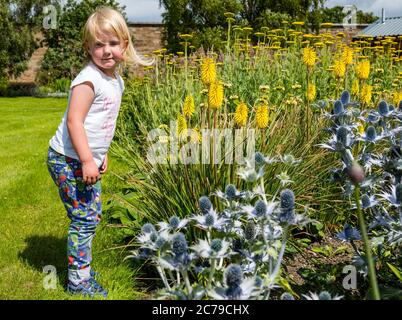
left=38, top=0, right=125, bottom=84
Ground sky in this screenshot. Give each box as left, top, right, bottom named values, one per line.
left=118, top=0, right=402, bottom=23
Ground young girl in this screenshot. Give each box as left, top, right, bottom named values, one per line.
left=47, top=6, right=152, bottom=297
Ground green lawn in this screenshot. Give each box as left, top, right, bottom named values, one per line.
left=0, top=97, right=145, bottom=299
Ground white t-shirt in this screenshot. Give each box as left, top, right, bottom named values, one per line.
left=49, top=61, right=125, bottom=167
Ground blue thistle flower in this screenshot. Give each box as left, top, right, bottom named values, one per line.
left=361, top=194, right=371, bottom=208
left=141, top=223, right=156, bottom=234
left=150, top=231, right=158, bottom=242
left=245, top=221, right=256, bottom=241
left=396, top=184, right=402, bottom=204
left=225, top=264, right=243, bottom=288
left=254, top=200, right=267, bottom=217
left=225, top=184, right=237, bottom=200
left=210, top=239, right=223, bottom=252
left=340, top=90, right=350, bottom=105
left=226, top=285, right=243, bottom=299
left=378, top=100, right=389, bottom=116
left=366, top=126, right=377, bottom=142
left=155, top=236, right=166, bottom=249
left=169, top=216, right=180, bottom=229
left=199, top=196, right=212, bottom=214
left=255, top=276, right=263, bottom=288
left=336, top=126, right=349, bottom=146
left=204, top=213, right=215, bottom=226
left=280, top=189, right=295, bottom=211
left=171, top=233, right=188, bottom=256
left=232, top=239, right=243, bottom=253
left=281, top=292, right=295, bottom=300
left=336, top=224, right=361, bottom=242
left=255, top=152, right=265, bottom=166
left=333, top=100, right=344, bottom=115
left=318, top=291, right=332, bottom=300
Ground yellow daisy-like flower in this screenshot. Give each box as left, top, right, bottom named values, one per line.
left=356, top=60, right=370, bottom=80
left=342, top=46, right=354, bottom=65
left=303, top=47, right=316, bottom=68
left=360, top=84, right=372, bottom=105
left=392, top=91, right=402, bottom=107
left=201, top=58, right=217, bottom=86
left=255, top=104, right=269, bottom=129
left=306, top=83, right=316, bottom=102
left=351, top=79, right=360, bottom=96
left=183, top=95, right=195, bottom=117
left=177, top=114, right=187, bottom=138
left=208, top=81, right=224, bottom=109
left=333, top=59, right=346, bottom=78
left=234, top=102, right=248, bottom=127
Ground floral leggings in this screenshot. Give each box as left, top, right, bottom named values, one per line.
left=47, top=146, right=102, bottom=278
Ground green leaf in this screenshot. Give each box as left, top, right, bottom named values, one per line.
left=386, top=262, right=402, bottom=281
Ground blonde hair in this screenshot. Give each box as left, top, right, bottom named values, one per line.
left=83, top=6, right=153, bottom=68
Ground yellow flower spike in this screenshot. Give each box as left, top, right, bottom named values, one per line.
left=303, top=47, right=316, bottom=68
left=183, top=95, right=195, bottom=118
left=177, top=114, right=187, bottom=138
left=392, top=91, right=402, bottom=106
left=342, top=46, right=354, bottom=65
left=356, top=60, right=370, bottom=80
left=208, top=81, right=224, bottom=109
left=306, top=83, right=316, bottom=102
left=234, top=102, right=248, bottom=127
left=360, top=84, right=372, bottom=105
left=334, top=59, right=346, bottom=78
left=201, top=58, right=217, bottom=86
left=352, top=79, right=360, bottom=96
left=255, top=104, right=269, bottom=129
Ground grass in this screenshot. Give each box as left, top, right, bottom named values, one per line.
left=0, top=97, right=147, bottom=300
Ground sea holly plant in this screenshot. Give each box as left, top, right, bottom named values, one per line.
left=319, top=91, right=402, bottom=299
left=125, top=152, right=314, bottom=300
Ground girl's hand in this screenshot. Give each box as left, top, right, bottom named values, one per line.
left=100, top=154, right=108, bottom=174
left=82, top=159, right=101, bottom=185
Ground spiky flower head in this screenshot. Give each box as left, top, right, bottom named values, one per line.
left=366, top=126, right=377, bottom=142
left=392, top=91, right=402, bottom=107
left=334, top=59, right=346, bottom=78
left=280, top=189, right=295, bottom=211
left=208, top=81, right=224, bottom=109
left=255, top=104, right=269, bottom=129
left=169, top=216, right=180, bottom=229
left=351, top=79, right=359, bottom=96
left=201, top=57, right=217, bottom=85
left=396, top=184, right=402, bottom=204
left=199, top=196, right=212, bottom=214
left=303, top=47, right=316, bottom=68
left=210, top=239, right=223, bottom=252
left=340, top=90, right=350, bottom=105
left=255, top=200, right=267, bottom=217
left=150, top=231, right=158, bottom=242
left=254, top=152, right=265, bottom=166
left=360, top=84, right=372, bottom=105
left=361, top=194, right=371, bottom=208
left=245, top=221, right=256, bottom=241
left=342, top=46, right=353, bottom=65
left=336, top=126, right=349, bottom=146
left=171, top=233, right=188, bottom=256
left=356, top=60, right=370, bottom=80
left=183, top=95, right=195, bottom=117
left=142, top=223, right=156, bottom=234
left=378, top=100, right=389, bottom=116
left=318, top=291, right=332, bottom=300
left=204, top=213, right=215, bottom=227
left=306, top=83, right=316, bottom=102
left=234, top=102, right=248, bottom=127
left=177, top=113, right=187, bottom=137
left=225, top=264, right=243, bottom=288
left=333, top=100, right=344, bottom=115
left=225, top=184, right=237, bottom=200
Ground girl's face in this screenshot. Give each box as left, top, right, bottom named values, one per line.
left=88, top=32, right=126, bottom=77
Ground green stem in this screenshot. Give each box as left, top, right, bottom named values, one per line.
left=181, top=269, right=192, bottom=295
left=354, top=185, right=381, bottom=300
left=208, top=259, right=216, bottom=289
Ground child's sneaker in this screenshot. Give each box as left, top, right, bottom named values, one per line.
left=67, top=277, right=108, bottom=298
